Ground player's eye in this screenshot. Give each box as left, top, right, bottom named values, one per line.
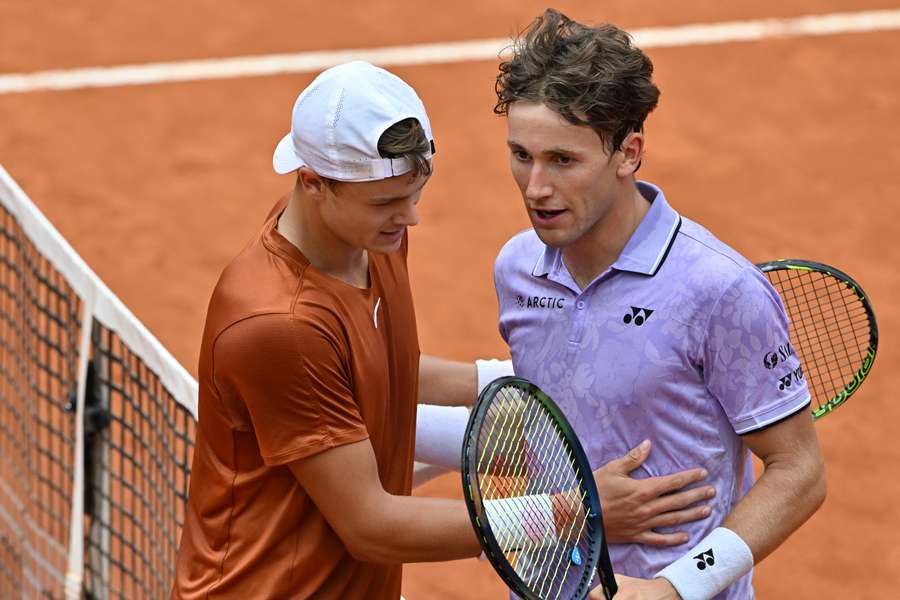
left=555, top=155, right=573, bottom=166
left=512, top=150, right=530, bottom=162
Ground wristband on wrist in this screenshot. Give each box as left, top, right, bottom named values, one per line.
left=655, top=527, right=754, bottom=600
left=483, top=494, right=556, bottom=550
left=414, top=404, right=469, bottom=470
left=475, top=359, right=514, bottom=396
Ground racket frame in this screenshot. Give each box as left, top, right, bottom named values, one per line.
left=756, top=258, right=878, bottom=419
left=461, top=376, right=617, bottom=600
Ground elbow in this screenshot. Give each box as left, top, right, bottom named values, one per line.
left=345, top=537, right=380, bottom=564
left=803, top=455, right=827, bottom=515
left=811, top=462, right=827, bottom=512
left=337, top=515, right=398, bottom=564
left=343, top=531, right=396, bottom=565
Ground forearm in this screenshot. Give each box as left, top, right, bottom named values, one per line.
left=723, top=451, right=826, bottom=563
left=417, top=354, right=476, bottom=406
left=655, top=411, right=825, bottom=599
left=354, top=494, right=482, bottom=563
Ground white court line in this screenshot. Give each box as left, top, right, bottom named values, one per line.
left=0, top=9, right=899, bottom=95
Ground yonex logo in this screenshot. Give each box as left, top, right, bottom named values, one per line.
left=777, top=365, right=804, bottom=390
left=516, top=295, right=565, bottom=309
left=694, top=549, right=715, bottom=570
left=623, top=306, right=654, bottom=326
left=570, top=547, right=583, bottom=566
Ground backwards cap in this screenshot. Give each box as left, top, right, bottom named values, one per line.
left=273, top=61, right=435, bottom=181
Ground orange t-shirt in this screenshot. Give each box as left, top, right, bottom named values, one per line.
left=172, top=198, right=419, bottom=599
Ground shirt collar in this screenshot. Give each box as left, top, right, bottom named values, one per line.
left=531, top=180, right=681, bottom=279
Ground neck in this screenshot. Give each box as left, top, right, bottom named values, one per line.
left=562, top=184, right=650, bottom=289
left=277, top=184, right=369, bottom=288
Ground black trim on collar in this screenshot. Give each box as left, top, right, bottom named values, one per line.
left=648, top=216, right=682, bottom=277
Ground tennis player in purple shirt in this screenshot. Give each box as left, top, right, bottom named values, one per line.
left=492, top=10, right=826, bottom=600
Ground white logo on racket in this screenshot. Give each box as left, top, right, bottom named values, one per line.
left=373, top=297, right=381, bottom=329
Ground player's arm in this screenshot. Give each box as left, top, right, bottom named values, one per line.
left=288, top=437, right=482, bottom=564
left=417, top=354, right=476, bottom=406
left=599, top=410, right=825, bottom=600
left=216, top=315, right=482, bottom=562
left=417, top=354, right=516, bottom=407
left=723, top=408, right=825, bottom=560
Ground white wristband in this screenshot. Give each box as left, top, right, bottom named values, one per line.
left=655, top=527, right=754, bottom=600
left=414, top=404, right=469, bottom=470
left=483, top=494, right=556, bottom=550
left=475, top=359, right=514, bottom=396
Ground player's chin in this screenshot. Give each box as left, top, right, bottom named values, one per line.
left=368, top=231, right=405, bottom=254
left=532, top=227, right=575, bottom=249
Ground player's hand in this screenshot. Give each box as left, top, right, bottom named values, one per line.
left=589, top=575, right=681, bottom=600
left=591, top=439, right=715, bottom=545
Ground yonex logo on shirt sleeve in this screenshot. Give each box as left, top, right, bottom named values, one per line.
left=777, top=365, right=804, bottom=390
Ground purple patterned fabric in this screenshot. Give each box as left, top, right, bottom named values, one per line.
left=495, top=182, right=810, bottom=599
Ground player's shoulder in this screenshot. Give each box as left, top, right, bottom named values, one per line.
left=208, top=243, right=344, bottom=347
left=211, top=240, right=297, bottom=318
left=671, top=217, right=773, bottom=300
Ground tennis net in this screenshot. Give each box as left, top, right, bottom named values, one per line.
left=0, top=166, right=198, bottom=600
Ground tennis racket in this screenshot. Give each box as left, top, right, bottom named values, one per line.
left=461, top=376, right=617, bottom=600
left=757, top=259, right=878, bottom=420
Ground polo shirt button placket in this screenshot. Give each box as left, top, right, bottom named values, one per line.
left=568, top=295, right=588, bottom=347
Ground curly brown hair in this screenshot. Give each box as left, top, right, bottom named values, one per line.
left=495, top=9, right=660, bottom=153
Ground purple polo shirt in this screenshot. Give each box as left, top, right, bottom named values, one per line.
left=494, top=181, right=810, bottom=599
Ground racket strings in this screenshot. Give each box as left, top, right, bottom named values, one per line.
left=778, top=275, right=862, bottom=403
left=767, top=269, right=873, bottom=410
left=479, top=389, right=544, bottom=549
left=478, top=388, right=531, bottom=499
left=476, top=384, right=593, bottom=599
left=516, top=406, right=581, bottom=596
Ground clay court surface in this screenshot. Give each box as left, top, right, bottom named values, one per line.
left=2, top=1, right=899, bottom=597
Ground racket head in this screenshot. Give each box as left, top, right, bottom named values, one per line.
left=461, top=376, right=616, bottom=600
left=757, top=259, right=878, bottom=419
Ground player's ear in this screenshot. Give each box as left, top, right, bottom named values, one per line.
left=616, top=131, right=645, bottom=178
left=296, top=167, right=328, bottom=196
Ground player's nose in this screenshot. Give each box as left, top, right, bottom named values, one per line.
left=525, top=165, right=552, bottom=201
left=395, top=201, right=419, bottom=227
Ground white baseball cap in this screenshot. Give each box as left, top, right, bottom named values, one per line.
left=272, top=61, right=435, bottom=181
